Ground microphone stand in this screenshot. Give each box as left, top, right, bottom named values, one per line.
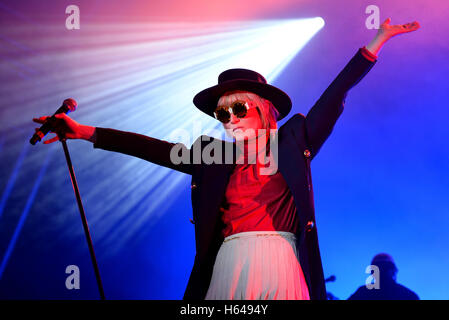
left=59, top=135, right=105, bottom=300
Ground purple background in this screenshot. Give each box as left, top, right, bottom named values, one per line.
left=0, top=0, right=448, bottom=299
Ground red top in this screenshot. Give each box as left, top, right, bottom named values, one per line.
left=220, top=157, right=299, bottom=238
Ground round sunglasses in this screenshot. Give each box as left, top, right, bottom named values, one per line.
left=213, top=100, right=250, bottom=124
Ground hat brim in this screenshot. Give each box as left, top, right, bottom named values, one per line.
left=193, top=80, right=292, bottom=121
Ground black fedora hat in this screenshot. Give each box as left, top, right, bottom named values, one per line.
left=193, top=68, right=292, bottom=121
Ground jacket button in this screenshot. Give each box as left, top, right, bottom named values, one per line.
left=304, top=149, right=311, bottom=158
left=191, top=183, right=197, bottom=189
left=305, top=220, right=314, bottom=232
left=189, top=218, right=195, bottom=224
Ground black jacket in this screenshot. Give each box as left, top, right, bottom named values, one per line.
left=93, top=48, right=377, bottom=300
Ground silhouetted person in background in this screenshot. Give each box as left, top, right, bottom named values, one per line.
left=325, top=275, right=339, bottom=300
left=348, top=253, right=419, bottom=300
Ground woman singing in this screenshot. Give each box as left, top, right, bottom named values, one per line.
left=33, top=18, right=419, bottom=300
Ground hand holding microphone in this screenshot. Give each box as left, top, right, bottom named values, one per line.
left=31, top=98, right=96, bottom=144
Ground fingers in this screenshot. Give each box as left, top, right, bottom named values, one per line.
left=33, top=113, right=67, bottom=124
left=34, top=128, right=65, bottom=144
left=33, top=114, right=67, bottom=132
left=32, top=116, right=49, bottom=124
left=408, top=21, right=420, bottom=30
left=399, top=21, right=420, bottom=32
left=33, top=114, right=67, bottom=144
left=54, top=113, right=66, bottom=119
left=35, top=128, right=60, bottom=144
left=43, top=135, right=60, bottom=144
left=382, top=17, right=391, bottom=25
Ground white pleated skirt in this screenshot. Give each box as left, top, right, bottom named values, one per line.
left=205, top=231, right=310, bottom=300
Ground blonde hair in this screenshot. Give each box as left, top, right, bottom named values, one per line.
left=217, top=90, right=279, bottom=131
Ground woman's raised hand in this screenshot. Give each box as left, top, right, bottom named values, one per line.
left=366, top=18, right=420, bottom=56
left=378, top=18, right=420, bottom=39
left=32, top=113, right=87, bottom=144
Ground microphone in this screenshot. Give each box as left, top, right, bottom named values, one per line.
left=325, top=275, right=336, bottom=283
left=30, top=98, right=77, bottom=145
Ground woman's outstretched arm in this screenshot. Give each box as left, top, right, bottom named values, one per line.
left=304, top=18, right=420, bottom=158
left=93, top=127, right=193, bottom=175
left=32, top=113, right=193, bottom=175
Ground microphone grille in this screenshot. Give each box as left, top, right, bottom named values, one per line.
left=63, top=98, right=77, bottom=112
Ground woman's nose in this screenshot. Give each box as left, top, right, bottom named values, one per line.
left=230, top=112, right=240, bottom=124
